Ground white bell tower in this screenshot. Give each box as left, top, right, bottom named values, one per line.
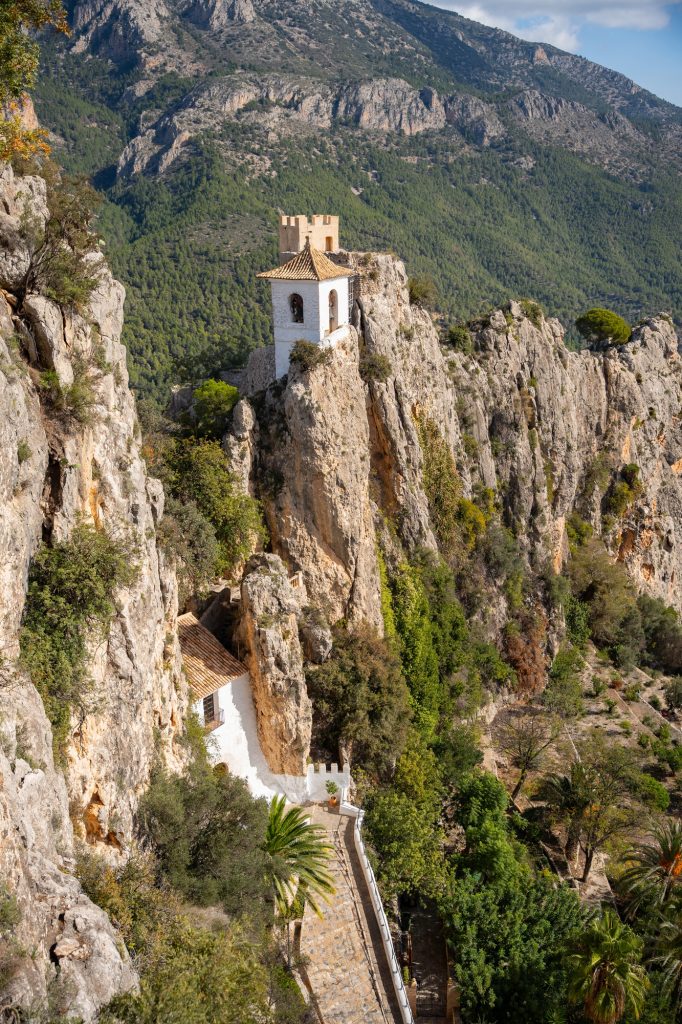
left=258, top=223, right=353, bottom=379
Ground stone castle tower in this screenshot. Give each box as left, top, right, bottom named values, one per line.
left=258, top=214, right=352, bottom=379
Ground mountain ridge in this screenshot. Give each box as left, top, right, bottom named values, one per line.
left=32, top=0, right=682, bottom=402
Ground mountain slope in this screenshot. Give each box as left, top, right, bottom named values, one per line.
left=33, top=0, right=682, bottom=402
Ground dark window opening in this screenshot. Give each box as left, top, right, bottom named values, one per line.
left=290, top=293, right=304, bottom=323
left=203, top=693, right=216, bottom=724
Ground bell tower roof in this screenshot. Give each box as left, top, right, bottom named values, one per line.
left=258, top=240, right=352, bottom=282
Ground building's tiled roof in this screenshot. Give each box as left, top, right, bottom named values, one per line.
left=257, top=240, right=353, bottom=282
left=178, top=612, right=247, bottom=700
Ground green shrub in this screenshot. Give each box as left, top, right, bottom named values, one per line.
left=359, top=352, right=392, bottom=383
left=16, top=439, right=31, bottom=464
left=635, top=773, right=670, bottom=811
left=592, top=676, right=606, bottom=697
left=157, top=497, right=222, bottom=603
left=637, top=595, right=682, bottom=673
left=38, top=359, right=96, bottom=426
left=575, top=307, right=631, bottom=347
left=542, top=645, right=584, bottom=719
left=415, top=412, right=461, bottom=554
left=364, top=789, right=445, bottom=900
left=623, top=684, right=641, bottom=703
left=568, top=538, right=640, bottom=656
left=21, top=166, right=104, bottom=312
left=565, top=596, right=591, bottom=648
left=289, top=340, right=331, bottom=371
left=192, top=379, right=239, bottom=439
left=19, top=522, right=137, bottom=759
left=0, top=885, right=20, bottom=934
left=392, top=562, right=441, bottom=740
left=520, top=299, right=543, bottom=329
left=455, top=498, right=486, bottom=552
left=138, top=759, right=270, bottom=916
left=447, top=325, right=473, bottom=353
left=664, top=677, right=682, bottom=713
left=80, top=854, right=302, bottom=1024
left=162, top=438, right=266, bottom=577
left=305, top=623, right=411, bottom=775
left=408, top=275, right=437, bottom=308
left=440, top=869, right=584, bottom=1022
left=603, top=464, right=642, bottom=518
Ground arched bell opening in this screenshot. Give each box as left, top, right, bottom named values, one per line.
left=289, top=293, right=304, bottom=323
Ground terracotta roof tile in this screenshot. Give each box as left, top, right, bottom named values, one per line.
left=258, top=241, right=353, bottom=282
left=178, top=613, right=247, bottom=700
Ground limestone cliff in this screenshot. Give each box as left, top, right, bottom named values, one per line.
left=239, top=330, right=383, bottom=632
left=232, top=251, right=682, bottom=645
left=0, top=164, right=186, bottom=1018
left=236, top=554, right=312, bottom=775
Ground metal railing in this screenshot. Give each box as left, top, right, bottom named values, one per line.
left=204, top=708, right=225, bottom=732
left=342, top=796, right=415, bottom=1024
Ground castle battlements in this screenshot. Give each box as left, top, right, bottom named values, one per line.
left=279, top=214, right=339, bottom=261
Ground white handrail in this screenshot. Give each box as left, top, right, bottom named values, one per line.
left=342, top=799, right=415, bottom=1024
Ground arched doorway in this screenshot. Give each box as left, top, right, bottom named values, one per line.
left=289, top=293, right=304, bottom=323
left=329, top=289, right=338, bottom=332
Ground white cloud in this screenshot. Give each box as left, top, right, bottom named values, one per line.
left=435, top=1, right=677, bottom=52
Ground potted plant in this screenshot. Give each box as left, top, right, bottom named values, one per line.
left=326, top=780, right=339, bottom=808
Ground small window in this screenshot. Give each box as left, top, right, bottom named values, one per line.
left=290, top=293, right=304, bottom=323
left=325, top=236, right=334, bottom=252
left=203, top=693, right=216, bottom=725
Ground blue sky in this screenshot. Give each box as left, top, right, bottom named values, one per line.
left=430, top=2, right=682, bottom=106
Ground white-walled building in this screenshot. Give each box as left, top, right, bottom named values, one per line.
left=178, top=612, right=350, bottom=803
left=257, top=238, right=354, bottom=379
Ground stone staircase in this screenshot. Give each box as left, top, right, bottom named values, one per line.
left=299, top=809, right=403, bottom=1024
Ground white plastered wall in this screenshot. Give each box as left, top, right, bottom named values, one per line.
left=270, top=277, right=350, bottom=378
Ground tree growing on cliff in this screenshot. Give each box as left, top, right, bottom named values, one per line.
left=0, top=0, right=68, bottom=159
left=576, top=308, right=631, bottom=348
left=19, top=521, right=137, bottom=759
left=305, top=624, right=411, bottom=774
left=20, top=165, right=105, bottom=311
left=497, top=713, right=560, bottom=801
left=191, top=378, right=239, bottom=438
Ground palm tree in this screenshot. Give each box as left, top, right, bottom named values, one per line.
left=567, top=908, right=649, bottom=1024
left=263, top=796, right=336, bottom=919
left=543, top=763, right=595, bottom=866
left=620, top=820, right=682, bottom=917
left=651, top=910, right=682, bottom=1015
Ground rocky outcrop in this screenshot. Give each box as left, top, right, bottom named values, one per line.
left=236, top=554, right=312, bottom=774
left=0, top=164, right=186, bottom=1018
left=237, top=330, right=383, bottom=631
left=182, top=0, right=255, bottom=30
left=72, top=0, right=172, bottom=64
left=440, top=306, right=682, bottom=608
left=229, top=251, right=682, bottom=643
left=115, top=73, right=505, bottom=177
left=510, top=89, right=648, bottom=177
